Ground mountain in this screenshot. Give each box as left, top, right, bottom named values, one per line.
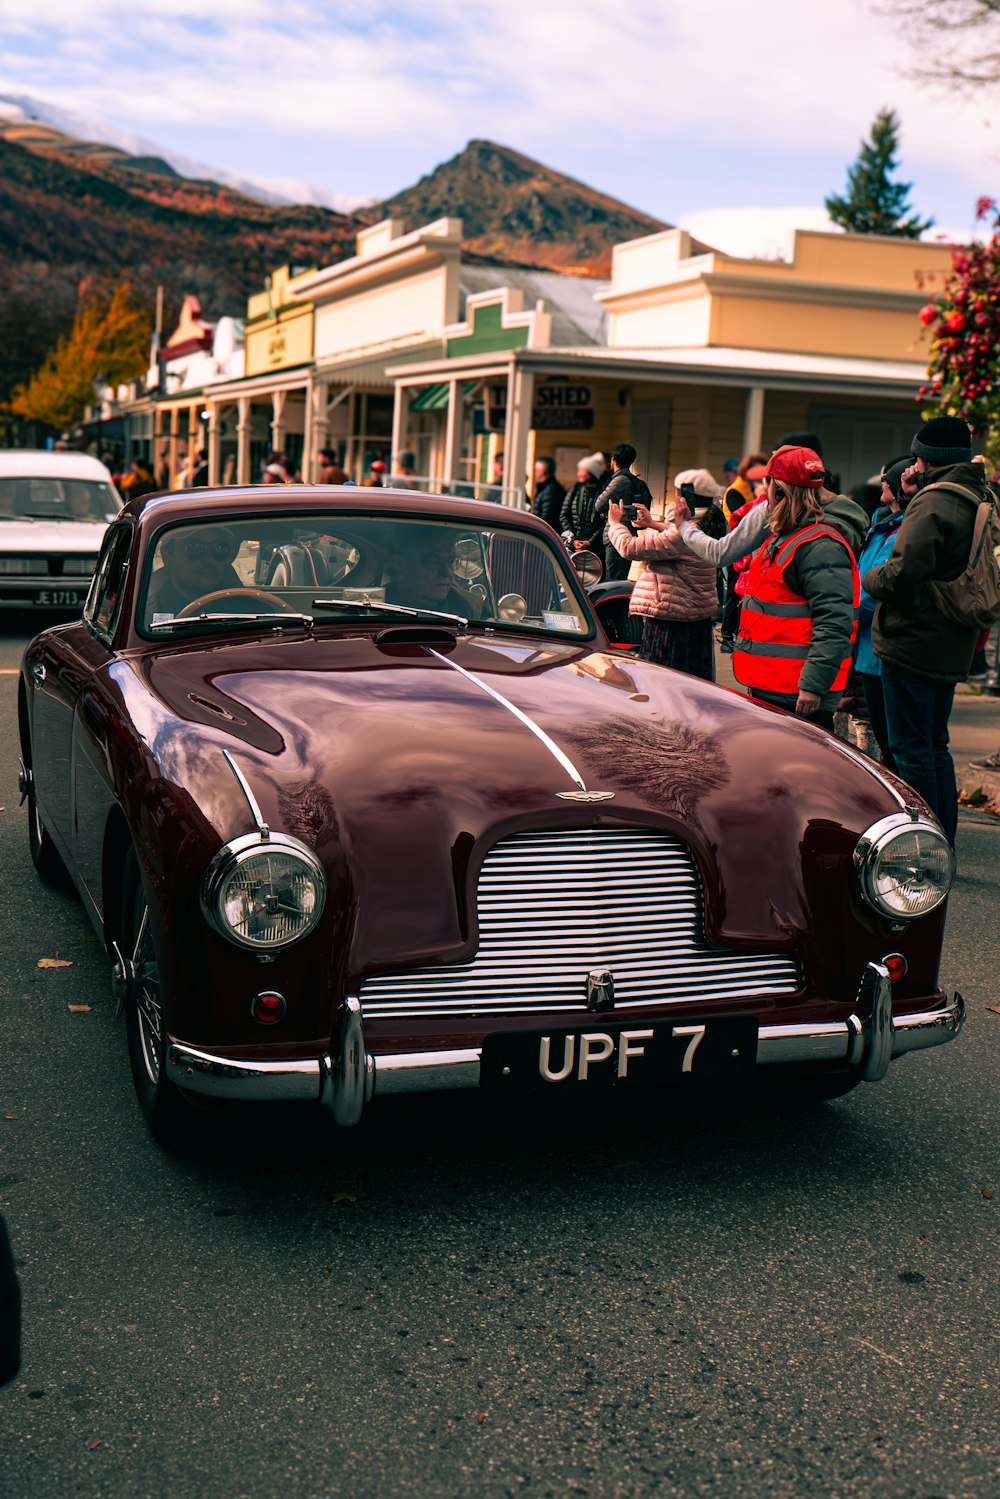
left=0, top=117, right=676, bottom=408
left=0, top=92, right=289, bottom=206
left=374, top=139, right=670, bottom=275
left=0, top=130, right=362, bottom=403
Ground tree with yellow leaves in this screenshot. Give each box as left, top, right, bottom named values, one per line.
left=8, top=281, right=152, bottom=432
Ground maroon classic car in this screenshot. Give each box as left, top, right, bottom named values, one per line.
left=19, top=487, right=963, bottom=1145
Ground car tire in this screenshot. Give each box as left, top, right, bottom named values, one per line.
left=120, top=850, right=194, bottom=1148
left=26, top=779, right=69, bottom=888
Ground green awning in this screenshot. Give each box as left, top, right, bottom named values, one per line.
left=409, top=380, right=478, bottom=412
left=410, top=382, right=450, bottom=412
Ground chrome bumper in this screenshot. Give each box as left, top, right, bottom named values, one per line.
left=165, top=966, right=966, bottom=1122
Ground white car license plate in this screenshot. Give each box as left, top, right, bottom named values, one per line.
left=480, top=1017, right=758, bottom=1092
left=34, top=589, right=84, bottom=607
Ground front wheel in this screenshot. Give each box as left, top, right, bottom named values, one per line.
left=26, top=776, right=69, bottom=888
left=120, top=850, right=194, bottom=1147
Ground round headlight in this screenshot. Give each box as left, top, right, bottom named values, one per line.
left=854, top=814, right=954, bottom=920
left=202, top=833, right=326, bottom=950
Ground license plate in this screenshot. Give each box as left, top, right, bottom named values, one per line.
left=480, top=1016, right=758, bottom=1092
left=33, top=589, right=83, bottom=607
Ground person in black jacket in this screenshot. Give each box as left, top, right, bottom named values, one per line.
left=559, top=454, right=605, bottom=554
left=594, top=443, right=653, bottom=581
left=530, top=457, right=565, bottom=531
left=862, top=416, right=986, bottom=845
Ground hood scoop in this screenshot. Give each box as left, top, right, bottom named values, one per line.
left=375, top=626, right=458, bottom=651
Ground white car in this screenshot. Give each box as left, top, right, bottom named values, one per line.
left=0, top=451, right=122, bottom=611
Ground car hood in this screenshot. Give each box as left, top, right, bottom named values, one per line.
left=0, top=518, right=110, bottom=551
left=115, top=632, right=906, bottom=968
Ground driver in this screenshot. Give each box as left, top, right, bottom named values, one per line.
left=146, top=526, right=243, bottom=619
left=384, top=530, right=478, bottom=618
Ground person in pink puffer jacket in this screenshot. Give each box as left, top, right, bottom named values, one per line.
left=607, top=471, right=722, bottom=679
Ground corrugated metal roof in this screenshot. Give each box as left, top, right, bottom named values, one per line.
left=544, top=344, right=926, bottom=384
left=459, top=267, right=609, bottom=348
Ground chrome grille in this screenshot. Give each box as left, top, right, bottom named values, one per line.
left=361, top=828, right=801, bottom=1018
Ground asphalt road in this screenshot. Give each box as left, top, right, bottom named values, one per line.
left=0, top=618, right=997, bottom=1499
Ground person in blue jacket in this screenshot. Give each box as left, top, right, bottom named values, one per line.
left=855, top=457, right=909, bottom=770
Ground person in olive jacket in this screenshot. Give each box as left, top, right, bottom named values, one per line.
left=862, top=416, right=987, bottom=845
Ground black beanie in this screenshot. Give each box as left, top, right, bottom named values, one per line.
left=883, top=459, right=910, bottom=502
left=775, top=430, right=824, bottom=459
left=911, top=416, right=972, bottom=466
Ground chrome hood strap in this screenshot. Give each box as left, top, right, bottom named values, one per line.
left=425, top=647, right=587, bottom=791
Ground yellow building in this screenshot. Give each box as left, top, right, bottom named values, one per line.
left=391, top=225, right=957, bottom=503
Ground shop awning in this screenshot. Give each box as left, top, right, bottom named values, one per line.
left=410, top=382, right=451, bottom=412
left=409, top=380, right=479, bottom=411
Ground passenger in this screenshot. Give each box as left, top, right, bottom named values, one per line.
left=146, top=527, right=243, bottom=619
left=67, top=487, right=96, bottom=520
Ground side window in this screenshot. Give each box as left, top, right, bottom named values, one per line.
left=85, top=525, right=133, bottom=640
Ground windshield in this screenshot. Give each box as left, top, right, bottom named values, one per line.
left=0, top=476, right=121, bottom=522
left=140, top=513, right=591, bottom=638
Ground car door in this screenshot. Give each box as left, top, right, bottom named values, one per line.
left=70, top=523, right=135, bottom=911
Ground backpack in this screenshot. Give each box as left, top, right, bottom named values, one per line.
left=926, top=483, right=1000, bottom=630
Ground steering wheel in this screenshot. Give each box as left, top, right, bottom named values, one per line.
left=175, top=587, right=300, bottom=618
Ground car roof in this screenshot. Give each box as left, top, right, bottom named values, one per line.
left=128, top=484, right=546, bottom=533
left=0, top=450, right=116, bottom=482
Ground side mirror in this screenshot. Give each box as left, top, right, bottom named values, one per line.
left=497, top=593, right=527, bottom=623
left=570, top=549, right=604, bottom=588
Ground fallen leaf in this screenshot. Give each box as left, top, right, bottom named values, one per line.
left=89, top=1440, right=104, bottom=1451
left=328, top=1193, right=357, bottom=1205
left=67, top=1005, right=93, bottom=1015
left=987, top=1006, right=1000, bottom=1016
left=983, top=1189, right=995, bottom=1200
left=38, top=957, right=72, bottom=969
left=478, top=1413, right=487, bottom=1424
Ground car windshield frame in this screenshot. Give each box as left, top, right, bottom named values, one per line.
left=134, top=508, right=598, bottom=644
left=0, top=475, right=121, bottom=524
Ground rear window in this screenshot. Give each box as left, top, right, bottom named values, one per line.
left=0, top=477, right=121, bottom=522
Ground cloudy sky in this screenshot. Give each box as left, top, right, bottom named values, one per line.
left=0, top=0, right=994, bottom=238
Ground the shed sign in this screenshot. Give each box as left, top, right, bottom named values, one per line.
left=532, top=381, right=595, bottom=431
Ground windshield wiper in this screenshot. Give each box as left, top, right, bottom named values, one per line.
left=149, top=612, right=314, bottom=633
left=312, top=598, right=468, bottom=627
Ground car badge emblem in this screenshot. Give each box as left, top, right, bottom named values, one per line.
left=586, top=968, right=615, bottom=1012
left=556, top=790, right=616, bottom=802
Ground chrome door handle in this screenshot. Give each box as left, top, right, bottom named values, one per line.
left=31, top=663, right=46, bottom=687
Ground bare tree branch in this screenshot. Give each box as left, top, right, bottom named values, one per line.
left=879, top=0, right=1000, bottom=85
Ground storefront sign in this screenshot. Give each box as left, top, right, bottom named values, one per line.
left=532, top=382, right=594, bottom=431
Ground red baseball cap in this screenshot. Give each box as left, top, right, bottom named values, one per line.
left=370, top=460, right=387, bottom=472
left=763, top=445, right=826, bottom=488
left=745, top=463, right=768, bottom=482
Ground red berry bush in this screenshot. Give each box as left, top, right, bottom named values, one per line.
left=918, top=197, right=1000, bottom=460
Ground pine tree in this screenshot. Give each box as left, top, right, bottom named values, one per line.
left=826, top=109, right=933, bottom=238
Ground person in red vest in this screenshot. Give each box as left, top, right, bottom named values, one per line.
left=733, top=445, right=860, bottom=732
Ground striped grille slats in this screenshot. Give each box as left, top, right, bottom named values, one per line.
left=361, top=828, right=801, bottom=1019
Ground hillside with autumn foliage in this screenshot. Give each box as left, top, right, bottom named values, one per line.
left=0, top=123, right=672, bottom=420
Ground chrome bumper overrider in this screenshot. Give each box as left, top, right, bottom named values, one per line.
left=165, top=965, right=966, bottom=1123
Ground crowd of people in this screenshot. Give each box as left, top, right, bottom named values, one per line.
left=529, top=419, right=1000, bottom=847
